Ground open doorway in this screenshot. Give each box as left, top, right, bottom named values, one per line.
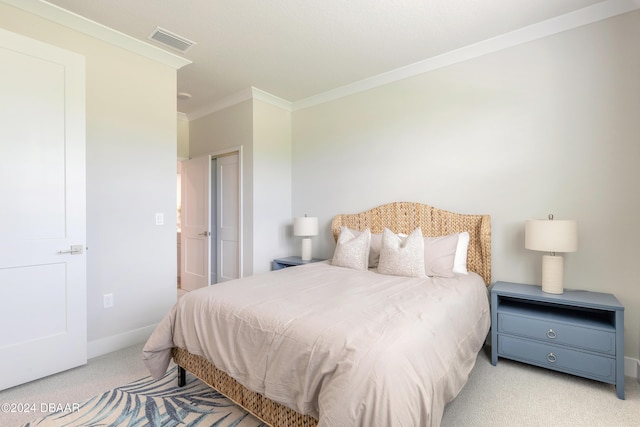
left=178, top=150, right=242, bottom=293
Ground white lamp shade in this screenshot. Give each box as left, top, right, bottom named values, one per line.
left=525, top=219, right=577, bottom=253
left=294, top=216, right=318, bottom=237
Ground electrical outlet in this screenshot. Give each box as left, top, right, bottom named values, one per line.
left=103, top=293, right=114, bottom=308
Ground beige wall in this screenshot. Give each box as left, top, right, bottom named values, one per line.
left=189, top=100, right=253, bottom=158
left=292, top=11, right=640, bottom=361
left=0, top=3, right=178, bottom=356
left=252, top=99, right=292, bottom=272
left=177, top=116, right=189, bottom=159
left=189, top=100, right=255, bottom=276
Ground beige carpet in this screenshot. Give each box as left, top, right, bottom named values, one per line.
left=0, top=344, right=150, bottom=426
left=1, top=344, right=638, bottom=426
left=442, top=347, right=640, bottom=426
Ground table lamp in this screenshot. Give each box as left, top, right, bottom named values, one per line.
left=525, top=214, right=577, bottom=294
left=294, top=215, right=318, bottom=261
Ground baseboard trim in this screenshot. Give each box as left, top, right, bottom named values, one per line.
left=87, top=324, right=157, bottom=359
left=625, top=356, right=640, bottom=382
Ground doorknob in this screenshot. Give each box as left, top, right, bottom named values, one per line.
left=58, top=245, right=84, bottom=255
left=198, top=231, right=211, bottom=236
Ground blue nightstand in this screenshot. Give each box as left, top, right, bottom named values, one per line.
left=272, top=256, right=323, bottom=270
left=491, top=281, right=625, bottom=399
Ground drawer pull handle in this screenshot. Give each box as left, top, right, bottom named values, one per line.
left=546, top=329, right=557, bottom=339
left=547, top=353, right=557, bottom=363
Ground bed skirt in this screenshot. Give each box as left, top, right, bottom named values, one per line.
left=172, top=347, right=319, bottom=427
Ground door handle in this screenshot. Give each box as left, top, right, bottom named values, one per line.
left=58, top=245, right=84, bottom=255
left=198, top=231, right=211, bottom=236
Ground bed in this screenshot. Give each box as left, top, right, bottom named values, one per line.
left=143, top=201, right=491, bottom=427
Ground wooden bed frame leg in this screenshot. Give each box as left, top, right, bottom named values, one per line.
left=177, top=366, right=186, bottom=387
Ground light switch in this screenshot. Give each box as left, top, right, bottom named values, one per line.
left=155, top=213, right=164, bottom=225
left=103, top=293, right=114, bottom=308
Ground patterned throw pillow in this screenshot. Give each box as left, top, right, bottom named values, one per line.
left=331, top=227, right=371, bottom=271
left=345, top=227, right=383, bottom=268
left=378, top=228, right=426, bottom=278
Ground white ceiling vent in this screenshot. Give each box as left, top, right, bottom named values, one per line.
left=147, top=27, right=195, bottom=53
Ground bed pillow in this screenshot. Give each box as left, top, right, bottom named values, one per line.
left=453, top=231, right=470, bottom=274
left=378, top=228, right=426, bottom=278
left=423, top=233, right=458, bottom=278
left=346, top=227, right=382, bottom=268
left=332, top=227, right=371, bottom=271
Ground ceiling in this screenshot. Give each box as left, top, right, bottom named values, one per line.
left=43, top=0, right=608, bottom=117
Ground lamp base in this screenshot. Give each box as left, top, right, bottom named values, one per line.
left=541, top=254, right=564, bottom=294
left=301, top=238, right=312, bottom=261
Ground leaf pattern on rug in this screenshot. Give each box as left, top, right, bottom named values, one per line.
left=22, top=367, right=266, bottom=427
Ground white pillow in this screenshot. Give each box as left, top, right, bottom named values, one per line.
left=377, top=228, right=426, bottom=278
left=423, top=233, right=458, bottom=278
left=453, top=231, right=470, bottom=274
left=332, top=227, right=371, bottom=271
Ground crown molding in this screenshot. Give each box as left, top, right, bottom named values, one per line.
left=292, top=0, right=640, bottom=111
left=115, top=0, right=638, bottom=119
left=186, top=88, right=254, bottom=121
left=251, top=87, right=292, bottom=112
left=187, top=87, right=292, bottom=121
left=1, top=0, right=191, bottom=69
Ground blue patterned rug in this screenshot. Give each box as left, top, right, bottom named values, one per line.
left=22, top=367, right=266, bottom=427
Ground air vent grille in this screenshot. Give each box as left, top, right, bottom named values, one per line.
left=147, top=27, right=195, bottom=53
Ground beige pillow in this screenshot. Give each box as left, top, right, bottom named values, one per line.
left=378, top=228, right=426, bottom=278
left=423, top=234, right=458, bottom=277
left=332, top=227, right=371, bottom=271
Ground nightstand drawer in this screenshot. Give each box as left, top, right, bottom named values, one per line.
left=498, top=335, right=616, bottom=383
left=497, top=310, right=615, bottom=355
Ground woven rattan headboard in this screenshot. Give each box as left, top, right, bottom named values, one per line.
left=331, top=202, right=491, bottom=286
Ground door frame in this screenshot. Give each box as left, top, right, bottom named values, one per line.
left=213, top=149, right=243, bottom=282
left=210, top=146, right=243, bottom=281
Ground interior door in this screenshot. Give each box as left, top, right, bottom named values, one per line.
left=0, top=29, right=86, bottom=390
left=217, top=153, right=240, bottom=282
left=180, top=155, right=210, bottom=291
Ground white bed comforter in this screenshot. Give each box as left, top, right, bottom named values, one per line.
left=143, top=261, right=490, bottom=427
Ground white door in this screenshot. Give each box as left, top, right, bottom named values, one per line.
left=0, top=29, right=86, bottom=390
left=180, top=152, right=241, bottom=290
left=217, top=153, right=241, bottom=282
left=180, top=156, right=210, bottom=291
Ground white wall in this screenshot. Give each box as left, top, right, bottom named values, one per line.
left=0, top=3, right=179, bottom=356
left=292, top=11, right=640, bottom=361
